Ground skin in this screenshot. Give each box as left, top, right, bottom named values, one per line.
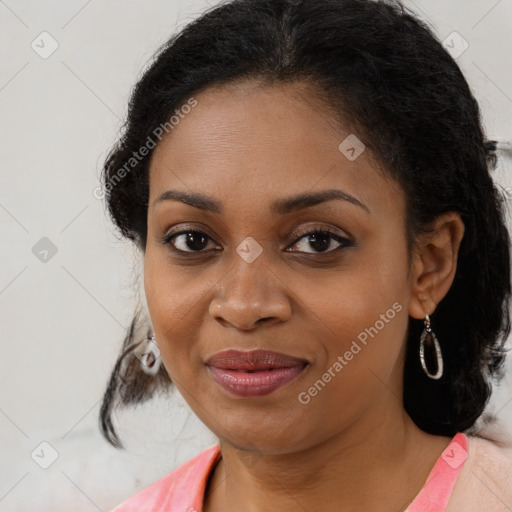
left=144, top=79, right=465, bottom=511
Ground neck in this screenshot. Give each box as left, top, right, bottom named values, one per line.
left=204, top=398, right=452, bottom=512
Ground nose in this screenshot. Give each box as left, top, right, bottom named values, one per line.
left=209, top=256, right=292, bottom=331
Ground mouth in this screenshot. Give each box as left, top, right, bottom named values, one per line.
left=205, top=349, right=309, bottom=398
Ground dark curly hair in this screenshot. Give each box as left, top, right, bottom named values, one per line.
left=98, top=0, right=512, bottom=448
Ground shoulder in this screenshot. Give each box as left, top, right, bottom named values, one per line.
left=109, top=444, right=221, bottom=512
left=447, top=433, right=512, bottom=511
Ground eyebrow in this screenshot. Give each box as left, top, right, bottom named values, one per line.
left=152, top=188, right=370, bottom=215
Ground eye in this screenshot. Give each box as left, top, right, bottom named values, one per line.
left=159, top=226, right=353, bottom=255
left=286, top=229, right=353, bottom=254
left=160, top=229, right=220, bottom=253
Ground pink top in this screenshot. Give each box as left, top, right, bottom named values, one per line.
left=110, top=432, right=512, bottom=511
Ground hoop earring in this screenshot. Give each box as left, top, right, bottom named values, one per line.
left=419, top=314, right=443, bottom=380
left=134, top=332, right=162, bottom=376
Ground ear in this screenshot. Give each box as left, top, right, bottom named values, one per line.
left=408, top=212, right=465, bottom=320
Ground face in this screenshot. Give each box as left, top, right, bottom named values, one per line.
left=144, top=80, right=413, bottom=454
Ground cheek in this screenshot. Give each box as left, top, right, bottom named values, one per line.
left=143, top=251, right=214, bottom=381
left=295, top=291, right=408, bottom=431
left=301, top=237, right=410, bottom=381
left=305, top=277, right=407, bottom=379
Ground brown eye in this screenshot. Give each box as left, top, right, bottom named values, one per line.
left=162, top=230, right=219, bottom=253
left=287, top=229, right=353, bottom=254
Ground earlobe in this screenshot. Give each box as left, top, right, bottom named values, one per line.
left=408, top=212, right=465, bottom=320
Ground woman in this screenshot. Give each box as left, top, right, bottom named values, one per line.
left=99, top=0, right=512, bottom=510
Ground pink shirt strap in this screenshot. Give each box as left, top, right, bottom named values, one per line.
left=110, top=444, right=221, bottom=512
left=405, top=432, right=468, bottom=511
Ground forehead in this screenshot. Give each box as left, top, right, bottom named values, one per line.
left=148, top=81, right=404, bottom=217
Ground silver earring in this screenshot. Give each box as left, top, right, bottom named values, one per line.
left=419, top=314, right=443, bottom=380
left=134, top=332, right=162, bottom=376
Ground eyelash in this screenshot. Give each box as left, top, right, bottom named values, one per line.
left=158, top=225, right=354, bottom=256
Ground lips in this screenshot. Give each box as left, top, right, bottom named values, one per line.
left=205, top=349, right=308, bottom=397
left=206, top=349, right=308, bottom=370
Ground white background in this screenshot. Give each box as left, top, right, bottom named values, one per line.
left=1, top=1, right=512, bottom=510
